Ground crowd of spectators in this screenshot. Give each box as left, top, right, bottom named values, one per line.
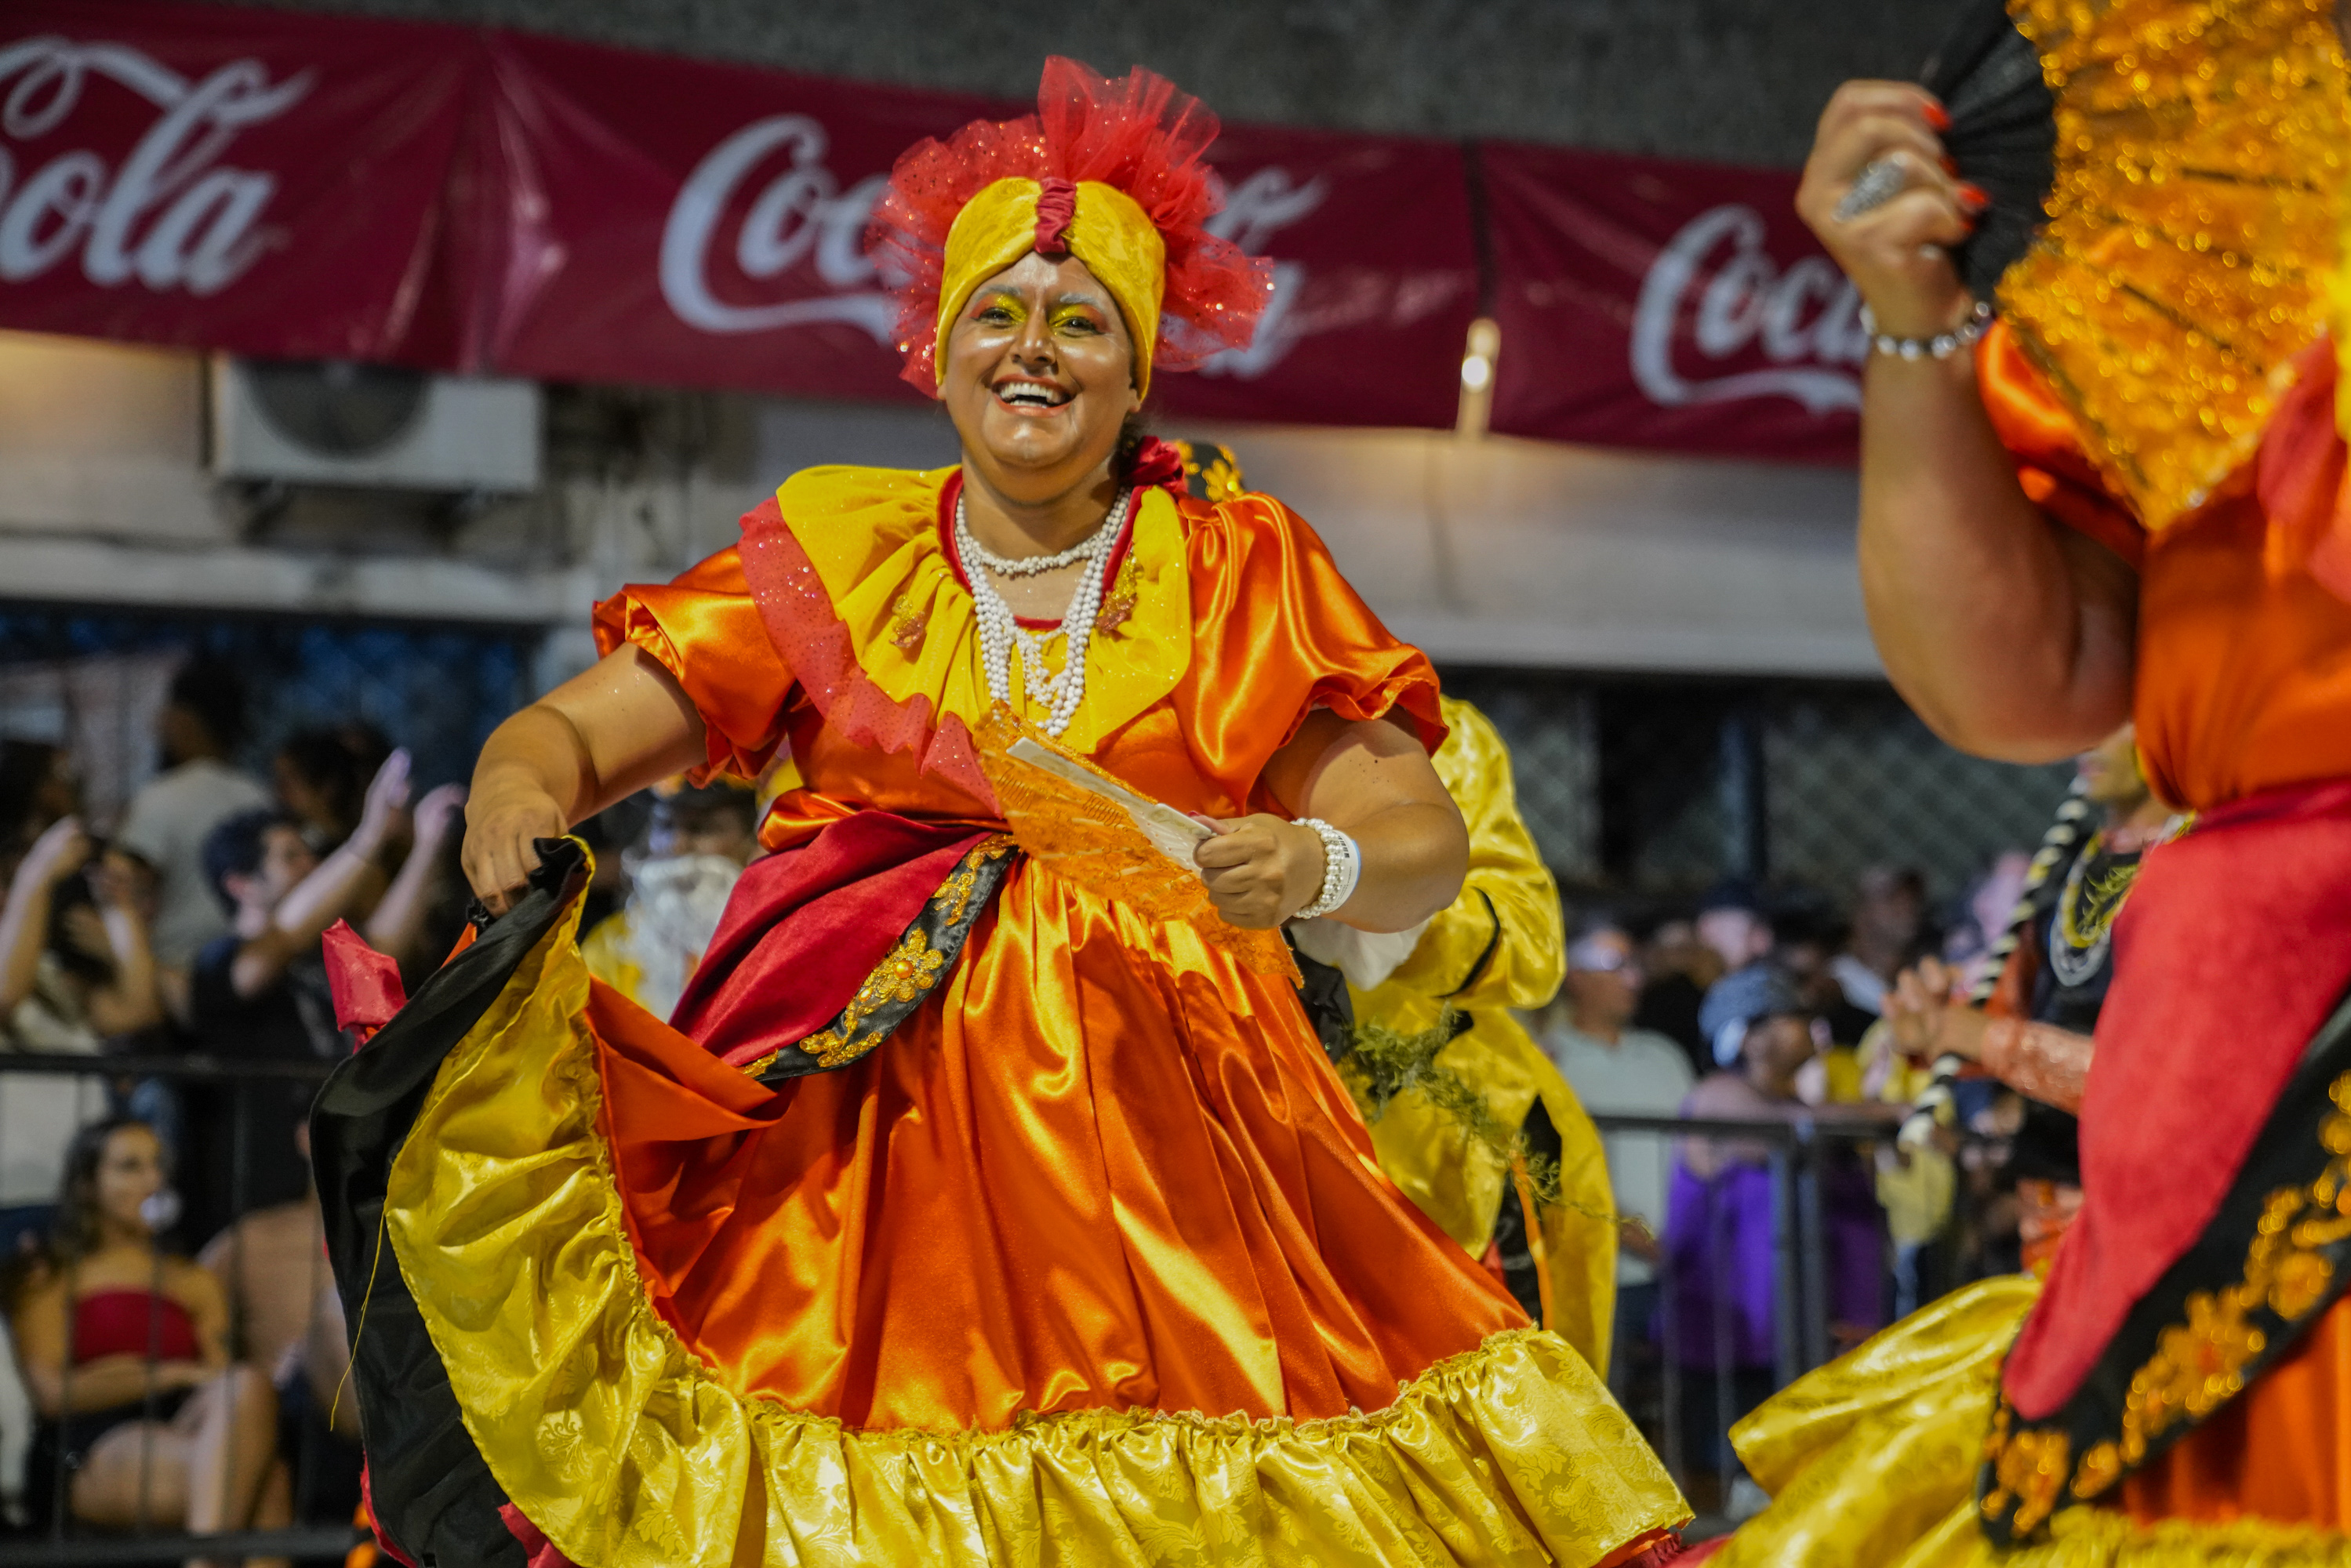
left=1536, top=856, right=2055, bottom=1519
left=0, top=659, right=470, bottom=1555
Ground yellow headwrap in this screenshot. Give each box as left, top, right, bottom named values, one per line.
left=935, top=177, right=1168, bottom=397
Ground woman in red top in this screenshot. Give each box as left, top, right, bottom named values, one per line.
left=13, top=1120, right=286, bottom=1560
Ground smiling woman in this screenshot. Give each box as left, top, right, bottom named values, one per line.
left=316, top=57, right=1685, bottom=1568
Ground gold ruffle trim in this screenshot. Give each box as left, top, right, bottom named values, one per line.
left=383, top=905, right=1688, bottom=1566
left=2001, top=0, right=2349, bottom=529
left=1714, top=1275, right=2351, bottom=1568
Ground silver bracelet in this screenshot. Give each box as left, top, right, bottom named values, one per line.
left=1859, top=298, right=1993, bottom=361
left=1291, top=818, right=1360, bottom=921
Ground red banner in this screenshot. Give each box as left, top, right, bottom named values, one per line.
left=1483, top=143, right=1865, bottom=463
left=1153, top=125, right=1477, bottom=430
left=0, top=1, right=1864, bottom=459
left=474, top=34, right=995, bottom=402
left=474, top=38, right=1479, bottom=425
left=0, top=1, right=480, bottom=365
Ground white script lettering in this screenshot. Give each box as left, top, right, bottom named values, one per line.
left=1630, top=204, right=1866, bottom=415
left=0, top=37, right=308, bottom=294
left=661, top=114, right=892, bottom=340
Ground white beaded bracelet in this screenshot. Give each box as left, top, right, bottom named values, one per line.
left=1292, top=818, right=1361, bottom=921
left=1859, top=298, right=1993, bottom=361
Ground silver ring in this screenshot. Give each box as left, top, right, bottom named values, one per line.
left=1834, top=157, right=1910, bottom=222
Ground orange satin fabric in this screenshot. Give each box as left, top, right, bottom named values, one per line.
left=593, top=866, right=1522, bottom=1432
left=2119, top=1291, right=2351, bottom=1530
left=583, top=467, right=1513, bottom=1433
left=594, top=481, right=1445, bottom=846
left=1979, top=322, right=2351, bottom=811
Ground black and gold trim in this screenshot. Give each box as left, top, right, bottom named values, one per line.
left=744, top=833, right=1018, bottom=1085
left=1979, top=982, right=2351, bottom=1544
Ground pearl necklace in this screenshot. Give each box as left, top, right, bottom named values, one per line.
left=957, top=489, right=1133, bottom=738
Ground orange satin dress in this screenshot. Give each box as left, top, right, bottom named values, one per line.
left=594, top=466, right=1532, bottom=1430
left=387, top=463, right=1685, bottom=1568
left=1982, top=323, right=2351, bottom=1534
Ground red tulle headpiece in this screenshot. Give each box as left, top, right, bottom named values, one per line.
left=866, top=57, right=1276, bottom=393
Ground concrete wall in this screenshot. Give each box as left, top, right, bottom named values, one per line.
left=201, top=0, right=1952, bottom=167
left=0, top=331, right=1872, bottom=681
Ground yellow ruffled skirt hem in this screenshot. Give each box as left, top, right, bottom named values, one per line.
left=381, top=899, right=1688, bottom=1566
left=1710, top=1274, right=2351, bottom=1568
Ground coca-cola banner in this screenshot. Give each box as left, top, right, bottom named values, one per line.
left=0, top=0, right=1866, bottom=459
left=478, top=35, right=1479, bottom=425
left=1153, top=126, right=1477, bottom=430
left=1483, top=143, right=1865, bottom=463
left=476, top=33, right=997, bottom=402
left=0, top=1, right=480, bottom=365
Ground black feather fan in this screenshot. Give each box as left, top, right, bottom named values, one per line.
left=1919, top=0, right=2057, bottom=300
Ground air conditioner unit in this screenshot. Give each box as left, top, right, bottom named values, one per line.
left=208, top=357, right=541, bottom=491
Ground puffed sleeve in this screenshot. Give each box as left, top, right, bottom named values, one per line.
left=1384, top=698, right=1565, bottom=1011
left=1976, top=321, right=2146, bottom=569
left=1176, top=494, right=1445, bottom=805
left=591, top=545, right=795, bottom=783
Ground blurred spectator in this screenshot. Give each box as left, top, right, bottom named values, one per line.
left=113, top=660, right=270, bottom=1011
left=0, top=742, right=79, bottom=871
left=184, top=751, right=450, bottom=1239
left=582, top=780, right=760, bottom=1019
left=1770, top=902, right=1877, bottom=1056
left=1830, top=865, right=1928, bottom=1016
left=1631, top=915, right=1717, bottom=1077
left=1670, top=965, right=1895, bottom=1517
left=11, top=1119, right=288, bottom=1549
left=0, top=817, right=158, bottom=1254
left=571, top=794, right=656, bottom=944
left=1540, top=916, right=1692, bottom=1393
left=1944, top=850, right=2033, bottom=979
left=272, top=728, right=369, bottom=854
left=1694, top=880, right=1773, bottom=1068
left=199, top=1123, right=359, bottom=1532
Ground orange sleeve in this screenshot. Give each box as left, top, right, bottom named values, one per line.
left=1176, top=495, right=1446, bottom=808
left=592, top=545, right=794, bottom=782
left=1976, top=321, right=2147, bottom=569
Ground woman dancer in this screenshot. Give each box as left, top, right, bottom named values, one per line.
left=1699, top=4, right=2351, bottom=1560
left=318, top=58, right=1683, bottom=1568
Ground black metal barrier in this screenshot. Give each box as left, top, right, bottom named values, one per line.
left=1587, top=1109, right=2004, bottom=1526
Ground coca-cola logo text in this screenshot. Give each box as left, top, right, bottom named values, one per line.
left=1198, top=165, right=1327, bottom=379
left=0, top=37, right=308, bottom=296
left=660, top=113, right=892, bottom=340
left=1631, top=204, right=1866, bottom=415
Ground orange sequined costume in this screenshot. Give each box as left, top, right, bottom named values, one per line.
left=310, top=59, right=1684, bottom=1568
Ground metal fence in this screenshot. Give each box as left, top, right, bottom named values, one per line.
left=0, top=1052, right=359, bottom=1567
left=1586, top=1108, right=2008, bottom=1525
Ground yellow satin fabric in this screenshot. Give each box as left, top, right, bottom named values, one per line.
left=386, top=895, right=1691, bottom=1567
left=1354, top=698, right=1616, bottom=1374
left=1713, top=1275, right=2040, bottom=1568
left=939, top=176, right=1168, bottom=394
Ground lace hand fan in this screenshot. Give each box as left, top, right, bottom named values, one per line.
left=972, top=704, right=1299, bottom=980
left=1925, top=0, right=2347, bottom=529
